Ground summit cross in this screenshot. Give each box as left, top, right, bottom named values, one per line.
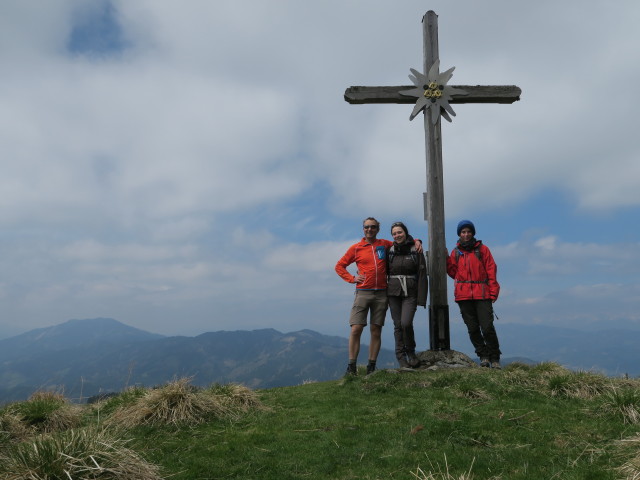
left=344, top=11, right=521, bottom=350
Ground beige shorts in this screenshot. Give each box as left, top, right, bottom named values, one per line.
left=349, top=290, right=388, bottom=326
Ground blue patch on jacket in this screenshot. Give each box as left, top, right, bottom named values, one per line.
left=376, top=246, right=386, bottom=260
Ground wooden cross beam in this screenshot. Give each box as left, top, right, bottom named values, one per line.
left=345, top=85, right=521, bottom=105
left=344, top=11, right=521, bottom=351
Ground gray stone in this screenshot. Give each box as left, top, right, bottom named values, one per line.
left=414, top=350, right=478, bottom=370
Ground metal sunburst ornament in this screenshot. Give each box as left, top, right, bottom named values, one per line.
left=400, top=60, right=468, bottom=123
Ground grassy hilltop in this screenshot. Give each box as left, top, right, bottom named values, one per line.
left=2, top=363, right=640, bottom=479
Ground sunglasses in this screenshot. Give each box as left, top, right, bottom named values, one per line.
left=363, top=225, right=379, bottom=230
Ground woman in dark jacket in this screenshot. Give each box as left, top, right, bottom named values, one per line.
left=387, top=222, right=428, bottom=368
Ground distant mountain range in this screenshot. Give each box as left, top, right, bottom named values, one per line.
left=0, top=318, right=398, bottom=404
left=0, top=317, right=638, bottom=404
left=495, top=322, right=639, bottom=376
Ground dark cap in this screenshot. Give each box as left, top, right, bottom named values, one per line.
left=456, top=219, right=475, bottom=236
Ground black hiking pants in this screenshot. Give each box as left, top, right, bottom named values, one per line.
left=388, top=295, right=417, bottom=359
left=457, top=299, right=501, bottom=361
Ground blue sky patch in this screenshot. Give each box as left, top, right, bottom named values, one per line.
left=67, top=0, right=129, bottom=56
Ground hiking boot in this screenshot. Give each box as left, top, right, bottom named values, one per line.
left=407, top=353, right=420, bottom=368
left=480, top=358, right=490, bottom=368
left=345, top=363, right=357, bottom=376
left=366, top=363, right=376, bottom=375
left=397, top=356, right=411, bottom=369
left=491, top=360, right=502, bottom=370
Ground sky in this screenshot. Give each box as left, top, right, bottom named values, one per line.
left=2, top=0, right=640, bottom=355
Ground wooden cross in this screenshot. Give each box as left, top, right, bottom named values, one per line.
left=344, top=11, right=521, bottom=350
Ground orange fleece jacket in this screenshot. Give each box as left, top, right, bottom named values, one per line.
left=335, top=238, right=393, bottom=290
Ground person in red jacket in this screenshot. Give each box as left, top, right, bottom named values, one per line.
left=446, top=220, right=502, bottom=369
left=336, top=217, right=421, bottom=375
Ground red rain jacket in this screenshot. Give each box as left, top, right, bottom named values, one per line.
left=446, top=241, right=500, bottom=302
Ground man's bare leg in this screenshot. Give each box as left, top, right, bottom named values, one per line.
left=369, top=324, right=382, bottom=361
left=349, top=324, right=365, bottom=362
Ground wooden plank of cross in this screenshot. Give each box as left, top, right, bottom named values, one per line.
left=344, top=11, right=521, bottom=351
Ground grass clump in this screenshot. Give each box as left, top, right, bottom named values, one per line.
left=89, top=386, right=148, bottom=420
left=0, top=412, right=30, bottom=449
left=4, top=390, right=82, bottom=434
left=0, top=427, right=164, bottom=480
left=504, top=361, right=532, bottom=372
left=598, top=386, right=640, bottom=424
left=207, top=382, right=266, bottom=412
left=616, top=434, right=640, bottom=480
left=548, top=370, right=609, bottom=399
left=106, top=377, right=234, bottom=427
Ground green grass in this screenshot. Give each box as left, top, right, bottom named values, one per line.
left=2, top=365, right=640, bottom=479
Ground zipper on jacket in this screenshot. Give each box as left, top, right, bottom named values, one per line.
left=370, top=244, right=378, bottom=288
left=466, top=253, right=475, bottom=299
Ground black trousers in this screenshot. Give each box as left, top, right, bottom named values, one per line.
left=388, top=295, right=417, bottom=358
left=457, top=299, right=501, bottom=361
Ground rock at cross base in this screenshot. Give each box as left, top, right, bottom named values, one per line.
left=414, top=350, right=477, bottom=370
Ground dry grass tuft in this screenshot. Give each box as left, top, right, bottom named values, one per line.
left=455, top=386, right=491, bottom=402
left=530, top=361, right=568, bottom=375
left=0, top=412, right=31, bottom=445
left=616, top=434, right=640, bottom=480
left=208, top=383, right=266, bottom=412
left=0, top=427, right=164, bottom=480
left=547, top=371, right=609, bottom=399
left=619, top=405, right=640, bottom=426
left=106, top=378, right=233, bottom=427
left=502, top=362, right=568, bottom=390
left=39, top=405, right=84, bottom=433
left=502, top=368, right=540, bottom=390
left=599, top=386, right=640, bottom=424
left=28, top=390, right=67, bottom=402
left=6, top=390, right=83, bottom=434
left=504, top=361, right=532, bottom=371
left=503, top=363, right=616, bottom=401
left=412, top=454, right=476, bottom=479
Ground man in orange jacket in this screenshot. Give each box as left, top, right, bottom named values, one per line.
left=336, top=217, right=421, bottom=375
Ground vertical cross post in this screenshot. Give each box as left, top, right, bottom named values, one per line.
left=422, top=12, right=449, bottom=350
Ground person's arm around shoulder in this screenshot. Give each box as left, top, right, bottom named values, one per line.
left=417, top=248, right=428, bottom=307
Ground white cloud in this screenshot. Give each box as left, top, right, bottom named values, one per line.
left=263, top=240, right=352, bottom=273
left=493, top=235, right=638, bottom=279
left=57, top=240, right=196, bottom=263
left=1, top=0, right=640, bottom=340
